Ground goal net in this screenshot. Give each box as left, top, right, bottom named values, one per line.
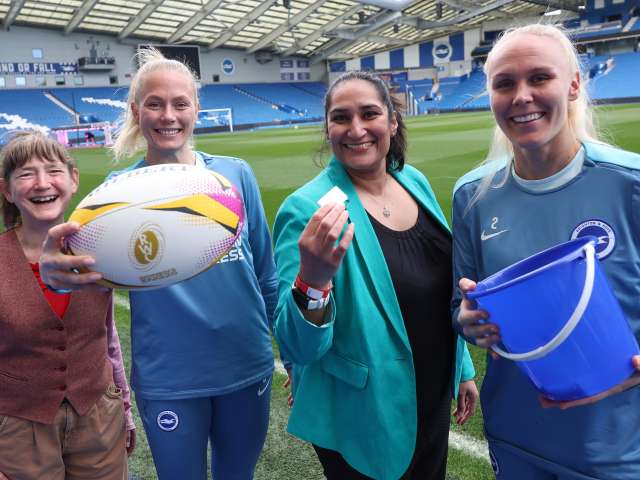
left=197, top=108, right=233, bottom=132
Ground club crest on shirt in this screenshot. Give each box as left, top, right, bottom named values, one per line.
left=571, top=219, right=616, bottom=259
left=157, top=410, right=179, bottom=431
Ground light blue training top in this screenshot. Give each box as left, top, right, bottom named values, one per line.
left=108, top=152, right=278, bottom=399
left=452, top=142, right=640, bottom=478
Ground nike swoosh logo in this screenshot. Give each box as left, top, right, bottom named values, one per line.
left=481, top=229, right=508, bottom=241
left=257, top=377, right=271, bottom=396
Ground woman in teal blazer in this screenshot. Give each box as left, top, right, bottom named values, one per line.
left=273, top=72, right=477, bottom=480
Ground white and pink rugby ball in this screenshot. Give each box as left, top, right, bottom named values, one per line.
left=67, top=164, right=245, bottom=289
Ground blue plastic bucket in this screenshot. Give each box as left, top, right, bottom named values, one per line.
left=467, top=236, right=639, bottom=401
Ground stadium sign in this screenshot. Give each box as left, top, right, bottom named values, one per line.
left=221, top=58, right=235, bottom=75
left=0, top=62, right=78, bottom=75
left=433, top=41, right=452, bottom=63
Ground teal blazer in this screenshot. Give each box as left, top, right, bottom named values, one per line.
left=273, top=158, right=475, bottom=480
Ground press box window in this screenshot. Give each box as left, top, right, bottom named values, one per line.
left=0, top=77, right=5, bottom=88
left=74, top=75, right=84, bottom=86
left=35, top=76, right=46, bottom=87
left=15, top=76, right=26, bottom=87
left=32, top=48, right=43, bottom=59
left=55, top=75, right=65, bottom=86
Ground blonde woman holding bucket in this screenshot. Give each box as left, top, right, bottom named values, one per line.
left=453, top=24, right=640, bottom=479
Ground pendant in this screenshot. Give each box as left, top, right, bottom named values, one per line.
left=383, top=206, right=391, bottom=218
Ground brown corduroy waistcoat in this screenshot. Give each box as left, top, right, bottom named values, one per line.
left=0, top=229, right=113, bottom=424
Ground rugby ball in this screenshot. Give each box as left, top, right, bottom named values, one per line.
left=66, top=164, right=245, bottom=289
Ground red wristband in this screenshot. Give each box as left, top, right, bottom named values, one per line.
left=294, top=274, right=332, bottom=301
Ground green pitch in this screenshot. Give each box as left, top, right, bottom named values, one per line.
left=68, top=104, right=640, bottom=480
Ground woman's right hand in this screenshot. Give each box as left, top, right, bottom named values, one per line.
left=457, top=278, right=500, bottom=349
left=39, top=221, right=105, bottom=291
left=297, top=203, right=354, bottom=289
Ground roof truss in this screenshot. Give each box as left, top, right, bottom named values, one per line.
left=65, top=0, right=101, bottom=34
left=0, top=1, right=583, bottom=59
left=248, top=0, right=328, bottom=53
left=207, top=0, right=278, bottom=50
left=3, top=0, right=27, bottom=30
left=167, top=0, right=224, bottom=44
left=118, top=0, right=164, bottom=40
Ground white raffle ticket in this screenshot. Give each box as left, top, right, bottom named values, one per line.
left=317, top=186, right=348, bottom=207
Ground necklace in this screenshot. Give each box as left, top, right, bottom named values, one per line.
left=360, top=174, right=391, bottom=218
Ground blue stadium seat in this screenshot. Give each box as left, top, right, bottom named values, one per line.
left=0, top=89, right=73, bottom=131
left=52, top=87, right=127, bottom=124
left=586, top=52, right=640, bottom=99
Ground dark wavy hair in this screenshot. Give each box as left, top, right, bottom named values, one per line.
left=323, top=71, right=407, bottom=172
left=1, top=131, right=75, bottom=229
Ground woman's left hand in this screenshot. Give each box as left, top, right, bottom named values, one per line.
left=126, top=428, right=136, bottom=456
left=453, top=380, right=479, bottom=425
left=540, top=355, right=640, bottom=409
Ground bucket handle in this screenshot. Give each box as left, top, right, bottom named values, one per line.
left=491, top=242, right=596, bottom=361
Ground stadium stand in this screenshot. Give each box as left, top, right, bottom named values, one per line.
left=587, top=52, right=640, bottom=99
left=569, top=20, right=623, bottom=41
left=413, top=71, right=488, bottom=113
left=290, top=82, right=326, bottom=99
left=407, top=79, right=433, bottom=103
left=0, top=89, right=72, bottom=131
left=409, top=50, right=640, bottom=113
left=0, top=82, right=327, bottom=133
left=623, top=16, right=640, bottom=33
left=201, top=84, right=295, bottom=125
left=235, top=83, right=324, bottom=119
left=52, top=87, right=128, bottom=124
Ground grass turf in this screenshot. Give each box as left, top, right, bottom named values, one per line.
left=68, top=104, right=640, bottom=479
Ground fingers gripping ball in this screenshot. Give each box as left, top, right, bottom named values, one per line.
left=66, top=164, right=244, bottom=289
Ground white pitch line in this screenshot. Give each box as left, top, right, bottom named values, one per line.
left=114, top=292, right=489, bottom=463
left=274, top=359, right=287, bottom=375
left=114, top=294, right=130, bottom=309
left=449, top=431, right=489, bottom=462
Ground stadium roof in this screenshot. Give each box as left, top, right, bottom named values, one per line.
left=0, top=0, right=582, bottom=62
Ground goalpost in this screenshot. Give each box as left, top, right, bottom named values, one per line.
left=197, top=108, right=234, bottom=133
left=52, top=121, right=114, bottom=147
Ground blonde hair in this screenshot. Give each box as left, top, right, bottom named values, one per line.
left=1, top=131, right=76, bottom=229
left=467, top=23, right=602, bottom=211
left=111, top=48, right=200, bottom=163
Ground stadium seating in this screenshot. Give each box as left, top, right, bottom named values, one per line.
left=586, top=52, right=640, bottom=99
left=568, top=20, right=623, bottom=41
left=198, top=82, right=325, bottom=126
left=622, top=16, right=640, bottom=33
left=52, top=87, right=127, bottom=124
left=409, top=50, right=640, bottom=113
left=412, top=71, right=488, bottom=113
left=0, top=82, right=327, bottom=133
left=235, top=83, right=324, bottom=118
left=0, top=89, right=73, bottom=131
left=1, top=54, right=638, bottom=132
